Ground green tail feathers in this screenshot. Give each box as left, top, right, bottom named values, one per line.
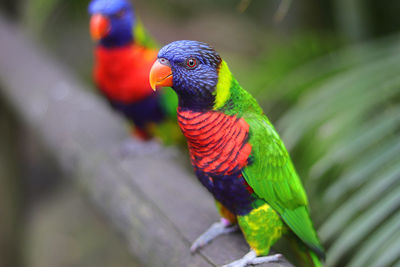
left=295, top=246, right=324, bottom=267
left=289, top=235, right=325, bottom=267
left=300, top=248, right=324, bottom=267
left=310, top=250, right=323, bottom=267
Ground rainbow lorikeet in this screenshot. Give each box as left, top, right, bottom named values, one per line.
left=150, top=40, right=325, bottom=267
left=88, top=0, right=179, bottom=143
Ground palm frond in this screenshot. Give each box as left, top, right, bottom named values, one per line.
left=267, top=33, right=400, bottom=266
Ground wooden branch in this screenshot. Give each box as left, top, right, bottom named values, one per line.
left=0, top=15, right=292, bottom=267
left=0, top=98, right=24, bottom=267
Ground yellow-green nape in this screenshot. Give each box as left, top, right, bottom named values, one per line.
left=213, top=60, right=232, bottom=110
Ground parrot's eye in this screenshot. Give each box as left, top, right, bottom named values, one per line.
left=186, top=58, right=197, bottom=69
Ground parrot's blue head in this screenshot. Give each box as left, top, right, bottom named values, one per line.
left=150, top=40, right=223, bottom=111
left=88, top=0, right=135, bottom=47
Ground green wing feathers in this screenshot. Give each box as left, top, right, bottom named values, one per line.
left=132, top=18, right=181, bottom=144
left=133, top=17, right=159, bottom=49
left=242, top=114, right=325, bottom=258
left=153, top=87, right=181, bottom=145
left=132, top=17, right=179, bottom=121
left=159, top=87, right=179, bottom=120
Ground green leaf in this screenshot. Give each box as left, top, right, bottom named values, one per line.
left=324, top=185, right=400, bottom=267
left=271, top=33, right=400, bottom=266
left=310, top=107, right=400, bottom=179
left=348, top=212, right=400, bottom=267
left=366, top=231, right=400, bottom=267
left=320, top=162, right=400, bottom=242
left=323, top=136, right=400, bottom=203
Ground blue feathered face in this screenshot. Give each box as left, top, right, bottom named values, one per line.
left=88, top=0, right=135, bottom=47
left=157, top=40, right=222, bottom=110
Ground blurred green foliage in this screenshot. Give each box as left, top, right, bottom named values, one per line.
left=273, top=36, right=400, bottom=266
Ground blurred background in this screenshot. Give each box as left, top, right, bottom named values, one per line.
left=0, top=0, right=399, bottom=266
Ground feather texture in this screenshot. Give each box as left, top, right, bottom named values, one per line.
left=156, top=40, right=324, bottom=265
left=89, top=0, right=180, bottom=141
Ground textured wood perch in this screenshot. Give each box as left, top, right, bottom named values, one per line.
left=0, top=16, right=292, bottom=267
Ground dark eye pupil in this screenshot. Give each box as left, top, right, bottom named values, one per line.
left=187, top=58, right=196, bottom=68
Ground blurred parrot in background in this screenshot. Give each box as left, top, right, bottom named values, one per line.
left=88, top=0, right=181, bottom=147
left=149, top=40, right=325, bottom=267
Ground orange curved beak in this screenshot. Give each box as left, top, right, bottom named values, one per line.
left=90, top=14, right=110, bottom=40
left=149, top=59, right=173, bottom=91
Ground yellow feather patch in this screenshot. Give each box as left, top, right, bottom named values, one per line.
left=213, top=60, right=232, bottom=109
left=238, top=204, right=287, bottom=256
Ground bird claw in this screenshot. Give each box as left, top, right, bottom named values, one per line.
left=190, top=220, right=239, bottom=253
left=222, top=250, right=282, bottom=267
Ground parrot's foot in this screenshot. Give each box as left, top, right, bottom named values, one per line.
left=190, top=219, right=239, bottom=253
left=117, top=138, right=163, bottom=158
left=222, top=250, right=282, bottom=267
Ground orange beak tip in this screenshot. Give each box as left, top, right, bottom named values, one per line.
left=150, top=82, right=157, bottom=91
left=149, top=60, right=173, bottom=91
